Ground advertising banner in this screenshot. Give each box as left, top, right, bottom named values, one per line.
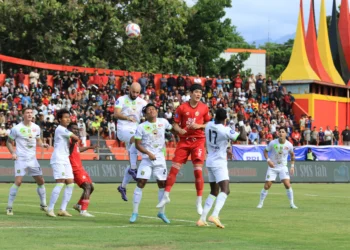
left=0, top=160, right=349, bottom=183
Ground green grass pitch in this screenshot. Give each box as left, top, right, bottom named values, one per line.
left=0, top=183, right=350, bottom=250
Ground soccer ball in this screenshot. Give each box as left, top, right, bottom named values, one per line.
left=125, top=23, right=141, bottom=38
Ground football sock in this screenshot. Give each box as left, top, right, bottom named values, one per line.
left=194, top=169, right=204, bottom=196
left=211, top=192, right=228, bottom=217
left=260, top=189, right=268, bottom=203
left=196, top=196, right=202, bottom=207
left=200, top=194, right=216, bottom=221
left=121, top=166, right=133, bottom=188
left=133, top=187, right=143, bottom=214
left=158, top=188, right=165, bottom=213
left=37, top=184, right=47, bottom=206
left=129, top=143, right=138, bottom=170
left=80, top=199, right=90, bottom=212
left=48, top=183, right=64, bottom=211
left=286, top=188, right=294, bottom=205
left=60, top=183, right=74, bottom=211
left=164, top=167, right=179, bottom=192
left=7, top=184, right=19, bottom=208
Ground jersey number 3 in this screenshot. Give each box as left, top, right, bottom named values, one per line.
left=209, top=129, right=217, bottom=144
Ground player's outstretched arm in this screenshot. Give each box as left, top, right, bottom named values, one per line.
left=236, top=111, right=247, bottom=141
left=79, top=145, right=98, bottom=153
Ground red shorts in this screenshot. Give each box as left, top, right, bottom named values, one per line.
left=73, top=168, right=92, bottom=187
left=172, top=137, right=205, bottom=165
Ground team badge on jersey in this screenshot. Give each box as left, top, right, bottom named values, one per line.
left=230, top=130, right=235, bottom=134
left=195, top=111, right=200, bottom=116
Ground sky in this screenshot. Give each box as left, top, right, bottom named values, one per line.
left=186, top=0, right=342, bottom=44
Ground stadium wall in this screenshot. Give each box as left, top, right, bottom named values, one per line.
left=293, top=93, right=350, bottom=128
left=0, top=160, right=349, bottom=183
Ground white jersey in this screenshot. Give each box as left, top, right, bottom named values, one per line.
left=205, top=121, right=240, bottom=167
left=134, top=118, right=172, bottom=163
left=50, top=125, right=73, bottom=165
left=9, top=122, right=41, bottom=161
left=115, top=95, right=147, bottom=131
left=265, top=139, right=293, bottom=168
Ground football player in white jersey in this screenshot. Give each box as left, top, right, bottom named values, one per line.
left=115, top=82, right=147, bottom=201
left=46, top=109, right=79, bottom=217
left=197, top=108, right=246, bottom=228
left=6, top=107, right=50, bottom=215
left=129, top=103, right=172, bottom=224
left=257, top=126, right=298, bottom=209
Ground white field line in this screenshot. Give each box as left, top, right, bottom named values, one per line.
left=0, top=225, right=186, bottom=230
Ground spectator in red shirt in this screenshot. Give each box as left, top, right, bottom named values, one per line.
left=233, top=73, right=242, bottom=93
left=15, top=68, right=26, bottom=87
left=291, top=129, right=301, bottom=146
left=42, top=94, right=50, bottom=106
left=91, top=70, right=101, bottom=87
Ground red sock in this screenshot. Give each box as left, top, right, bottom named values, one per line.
left=78, top=199, right=83, bottom=206
left=194, top=169, right=204, bottom=196
left=81, top=199, right=90, bottom=211
left=165, top=167, right=179, bottom=192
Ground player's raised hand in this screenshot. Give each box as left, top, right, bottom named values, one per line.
left=147, top=152, right=156, bottom=161
left=42, top=143, right=50, bottom=149
left=11, top=153, right=17, bottom=160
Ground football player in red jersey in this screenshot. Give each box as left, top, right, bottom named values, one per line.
left=157, top=84, right=211, bottom=215
left=68, top=123, right=97, bottom=217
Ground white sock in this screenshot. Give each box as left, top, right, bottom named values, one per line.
left=7, top=184, right=19, bottom=208
left=196, top=196, right=202, bottom=206
left=286, top=188, right=294, bottom=205
left=211, top=192, right=228, bottom=217
left=121, top=166, right=133, bottom=188
left=133, top=187, right=143, bottom=214
left=129, top=143, right=138, bottom=170
left=260, top=189, right=268, bottom=203
left=60, top=183, right=74, bottom=211
left=37, top=185, right=47, bottom=206
left=48, top=183, right=64, bottom=211
left=158, top=188, right=165, bottom=213
left=200, top=194, right=216, bottom=221
left=163, top=191, right=170, bottom=199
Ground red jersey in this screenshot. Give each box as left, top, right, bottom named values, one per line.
left=174, top=101, right=211, bottom=138
left=69, top=143, right=83, bottom=171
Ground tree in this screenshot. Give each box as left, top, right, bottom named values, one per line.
left=259, top=39, right=293, bottom=79
left=0, top=0, right=251, bottom=75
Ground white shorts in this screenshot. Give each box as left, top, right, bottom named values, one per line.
left=51, top=163, right=74, bottom=180
left=117, top=128, right=136, bottom=148
left=136, top=158, right=167, bottom=181
left=15, top=159, right=42, bottom=177
left=265, top=166, right=290, bottom=181
left=207, top=165, right=229, bottom=183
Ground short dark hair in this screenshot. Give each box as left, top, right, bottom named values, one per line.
left=56, top=109, right=70, bottom=122
left=279, top=126, right=287, bottom=132
left=142, top=103, right=157, bottom=114
left=67, top=123, right=77, bottom=130
left=22, top=107, right=33, bottom=114
left=189, top=84, right=203, bottom=93
left=215, top=108, right=227, bottom=123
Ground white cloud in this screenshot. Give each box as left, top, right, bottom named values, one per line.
left=187, top=0, right=343, bottom=43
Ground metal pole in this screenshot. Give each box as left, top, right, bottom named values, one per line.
left=0, top=60, right=3, bottom=74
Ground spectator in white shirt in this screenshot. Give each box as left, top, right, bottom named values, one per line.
left=193, top=74, right=202, bottom=85
left=29, top=69, right=40, bottom=87
left=108, top=120, right=116, bottom=139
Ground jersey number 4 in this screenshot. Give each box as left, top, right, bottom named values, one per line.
left=209, top=129, right=218, bottom=144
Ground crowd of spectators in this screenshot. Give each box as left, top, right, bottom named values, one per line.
left=0, top=67, right=349, bottom=148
